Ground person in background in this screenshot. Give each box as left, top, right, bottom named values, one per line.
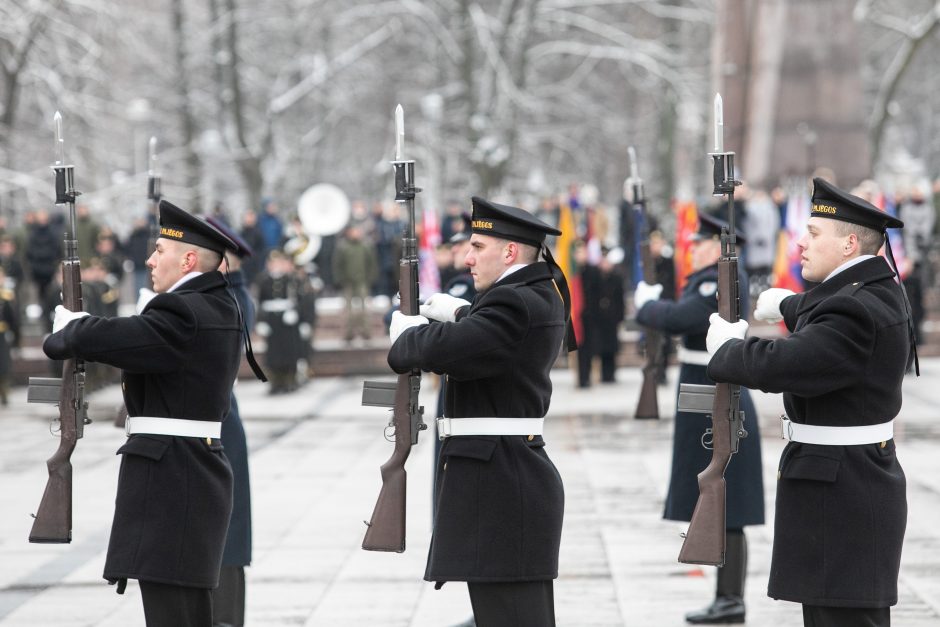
left=206, top=216, right=256, bottom=627
left=635, top=212, right=764, bottom=624
left=332, top=223, right=377, bottom=342
left=0, top=266, right=19, bottom=405
left=256, top=250, right=305, bottom=394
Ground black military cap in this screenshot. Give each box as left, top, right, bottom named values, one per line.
left=691, top=211, right=747, bottom=245
left=205, top=215, right=254, bottom=258
left=449, top=212, right=473, bottom=244
left=811, top=177, right=903, bottom=232
left=470, top=196, right=561, bottom=247
left=158, top=200, right=234, bottom=255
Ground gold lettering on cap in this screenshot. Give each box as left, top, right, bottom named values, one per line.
left=472, top=220, right=493, bottom=229
left=813, top=203, right=838, bottom=215
left=160, top=227, right=184, bottom=238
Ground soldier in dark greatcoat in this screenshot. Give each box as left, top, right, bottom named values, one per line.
left=206, top=215, right=257, bottom=627
left=432, top=214, right=478, bottom=515
left=635, top=212, right=764, bottom=624
left=43, top=200, right=245, bottom=627
left=256, top=250, right=306, bottom=394
left=706, top=178, right=913, bottom=627
left=389, top=197, right=572, bottom=627
left=0, top=267, right=19, bottom=405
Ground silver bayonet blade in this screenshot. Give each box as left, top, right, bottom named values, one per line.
left=395, top=104, right=404, bottom=160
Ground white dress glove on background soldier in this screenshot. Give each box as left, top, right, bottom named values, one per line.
left=633, top=280, right=664, bottom=310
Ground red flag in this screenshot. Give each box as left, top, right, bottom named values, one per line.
left=673, top=200, right=698, bottom=297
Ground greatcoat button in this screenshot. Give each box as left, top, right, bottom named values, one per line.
left=527, top=435, right=534, bottom=442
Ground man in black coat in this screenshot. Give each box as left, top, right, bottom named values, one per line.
left=706, top=177, right=913, bottom=627
left=635, top=212, right=764, bottom=624
left=388, top=197, right=572, bottom=627
left=206, top=216, right=257, bottom=627
left=44, top=200, right=243, bottom=627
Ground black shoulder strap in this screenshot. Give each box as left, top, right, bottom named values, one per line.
left=223, top=270, right=267, bottom=382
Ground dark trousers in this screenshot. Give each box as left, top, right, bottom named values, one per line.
left=802, top=605, right=890, bottom=627
left=467, top=581, right=555, bottom=627
left=139, top=580, right=212, bottom=627
left=211, top=566, right=245, bottom=626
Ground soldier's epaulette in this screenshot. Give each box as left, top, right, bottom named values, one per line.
left=0, top=288, right=13, bottom=301
left=837, top=281, right=866, bottom=297
left=102, top=289, right=120, bottom=304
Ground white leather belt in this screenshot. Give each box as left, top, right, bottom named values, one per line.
left=678, top=346, right=711, bottom=366
left=437, top=417, right=544, bottom=440
left=126, top=416, right=222, bottom=439
left=781, top=417, right=893, bottom=445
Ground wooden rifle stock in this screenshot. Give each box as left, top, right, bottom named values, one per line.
left=635, top=240, right=664, bottom=419
left=361, top=372, right=417, bottom=552
left=678, top=121, right=746, bottom=565
left=361, top=109, right=425, bottom=552
left=29, top=119, right=87, bottom=544
left=30, top=255, right=86, bottom=543
left=628, top=147, right=663, bottom=419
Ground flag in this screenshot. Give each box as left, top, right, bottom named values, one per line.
left=873, top=192, right=910, bottom=280
left=418, top=206, right=441, bottom=299
left=772, top=188, right=810, bottom=293
left=554, top=202, right=584, bottom=342
left=673, top=200, right=698, bottom=297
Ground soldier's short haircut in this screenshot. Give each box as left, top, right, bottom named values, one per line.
left=516, top=242, right=540, bottom=264
left=831, top=219, right=884, bottom=256
left=195, top=247, right=223, bottom=272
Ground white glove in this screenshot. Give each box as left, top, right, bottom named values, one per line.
left=390, top=310, right=429, bottom=343
left=52, top=305, right=90, bottom=333
left=633, top=281, right=663, bottom=310
left=283, top=309, right=299, bottom=325
left=299, top=322, right=311, bottom=339
left=706, top=312, right=749, bottom=355
left=135, top=287, right=157, bottom=314
left=419, top=293, right=471, bottom=323
left=255, top=321, right=272, bottom=337
left=754, top=288, right=795, bottom=323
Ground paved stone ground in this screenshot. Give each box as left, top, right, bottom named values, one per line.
left=1, top=359, right=939, bottom=626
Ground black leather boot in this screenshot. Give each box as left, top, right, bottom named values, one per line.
left=685, top=530, right=747, bottom=624
left=685, top=595, right=745, bottom=624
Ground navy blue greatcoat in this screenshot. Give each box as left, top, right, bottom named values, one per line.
left=221, top=268, right=254, bottom=567
left=43, top=271, right=241, bottom=589
left=389, top=262, right=565, bottom=583
left=708, top=256, right=908, bottom=608
left=636, top=264, right=765, bottom=529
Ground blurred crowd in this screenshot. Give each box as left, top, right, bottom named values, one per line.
left=1, top=172, right=938, bottom=396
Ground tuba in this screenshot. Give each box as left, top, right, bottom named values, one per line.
left=290, top=183, right=351, bottom=264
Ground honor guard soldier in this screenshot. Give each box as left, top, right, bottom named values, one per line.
left=635, top=212, right=764, bottom=624
left=44, top=200, right=246, bottom=627
left=389, top=197, right=573, bottom=627
left=433, top=212, right=478, bottom=512
left=706, top=177, right=913, bottom=627
left=206, top=216, right=256, bottom=627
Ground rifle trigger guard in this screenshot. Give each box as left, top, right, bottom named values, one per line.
left=384, top=425, right=396, bottom=442
left=701, top=428, right=714, bottom=450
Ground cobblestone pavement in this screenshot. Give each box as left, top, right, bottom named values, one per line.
left=1, top=359, right=939, bottom=626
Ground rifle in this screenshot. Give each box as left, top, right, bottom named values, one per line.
left=676, top=93, right=748, bottom=566
left=115, top=137, right=161, bottom=429
left=360, top=104, right=427, bottom=552
left=630, top=146, right=664, bottom=420
left=25, top=111, right=89, bottom=544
